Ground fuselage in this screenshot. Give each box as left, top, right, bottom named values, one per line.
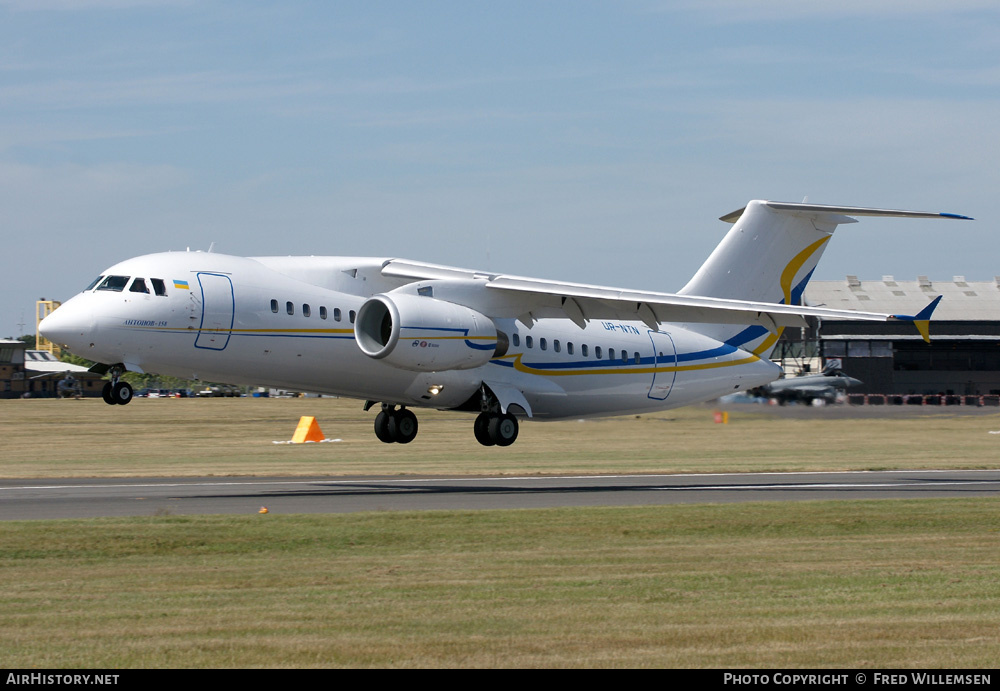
left=40, top=251, right=780, bottom=420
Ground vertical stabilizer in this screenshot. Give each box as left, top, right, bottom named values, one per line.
left=677, top=200, right=971, bottom=357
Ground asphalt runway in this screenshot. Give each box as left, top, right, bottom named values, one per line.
left=2, top=469, right=999, bottom=520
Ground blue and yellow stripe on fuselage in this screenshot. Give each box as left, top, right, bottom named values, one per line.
left=490, top=342, right=760, bottom=377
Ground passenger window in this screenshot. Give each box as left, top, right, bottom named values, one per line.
left=567, top=342, right=574, bottom=355
left=150, top=278, right=167, bottom=296
left=609, top=348, right=616, bottom=361
left=512, top=334, right=520, bottom=347
left=582, top=344, right=588, bottom=357
left=303, top=304, right=311, bottom=318
left=129, top=278, right=149, bottom=294
left=320, top=306, right=328, bottom=320
left=540, top=338, right=547, bottom=351
left=554, top=340, right=561, bottom=353
left=270, top=299, right=279, bottom=313
left=96, top=276, right=130, bottom=292
left=525, top=336, right=533, bottom=349
left=622, top=351, right=628, bottom=364
left=634, top=352, right=641, bottom=365
left=286, top=301, right=294, bottom=316
left=349, top=310, right=356, bottom=324
left=595, top=346, right=601, bottom=359
left=334, top=308, right=342, bottom=322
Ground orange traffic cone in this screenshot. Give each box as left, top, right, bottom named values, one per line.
left=290, top=416, right=325, bottom=443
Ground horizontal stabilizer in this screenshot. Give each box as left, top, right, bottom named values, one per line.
left=890, top=295, right=943, bottom=343
left=720, top=201, right=974, bottom=224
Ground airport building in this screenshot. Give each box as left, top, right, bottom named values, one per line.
left=775, top=277, right=1000, bottom=399
left=0, top=340, right=105, bottom=399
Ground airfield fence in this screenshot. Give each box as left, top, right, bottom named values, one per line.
left=847, top=394, right=1000, bottom=407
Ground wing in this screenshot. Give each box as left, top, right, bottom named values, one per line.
left=382, top=200, right=969, bottom=334
left=380, top=258, right=933, bottom=332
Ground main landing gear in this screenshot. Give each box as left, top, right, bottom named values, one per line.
left=473, top=411, right=519, bottom=447
left=367, top=396, right=521, bottom=447
left=101, top=366, right=133, bottom=406
left=373, top=404, right=419, bottom=444
left=473, top=384, right=519, bottom=447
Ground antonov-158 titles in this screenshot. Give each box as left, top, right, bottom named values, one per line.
left=40, top=200, right=970, bottom=447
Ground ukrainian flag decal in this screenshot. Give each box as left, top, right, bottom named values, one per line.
left=173, top=280, right=189, bottom=290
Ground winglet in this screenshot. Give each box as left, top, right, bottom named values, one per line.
left=891, top=295, right=942, bottom=344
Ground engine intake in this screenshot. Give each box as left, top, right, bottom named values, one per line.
left=355, top=293, right=506, bottom=371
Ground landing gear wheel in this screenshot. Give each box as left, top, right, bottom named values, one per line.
left=474, top=412, right=495, bottom=447
left=102, top=382, right=115, bottom=405
left=111, top=381, right=134, bottom=405
left=487, top=413, right=519, bottom=447
left=388, top=409, right=418, bottom=444
left=374, top=410, right=395, bottom=443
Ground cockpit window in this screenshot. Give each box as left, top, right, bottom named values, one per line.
left=150, top=278, right=168, bottom=297
left=96, top=276, right=130, bottom=292
left=85, top=276, right=105, bottom=291
left=129, top=278, right=149, bottom=294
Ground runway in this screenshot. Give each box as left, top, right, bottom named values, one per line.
left=2, top=469, right=999, bottom=520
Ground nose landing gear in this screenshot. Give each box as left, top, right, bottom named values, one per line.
left=101, top=366, right=134, bottom=405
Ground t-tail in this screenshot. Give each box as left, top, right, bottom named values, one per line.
left=677, top=200, right=973, bottom=357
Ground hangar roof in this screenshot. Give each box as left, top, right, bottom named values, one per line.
left=23, top=350, right=92, bottom=374
left=805, top=276, right=1000, bottom=321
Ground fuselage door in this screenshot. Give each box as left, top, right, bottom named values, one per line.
left=648, top=330, right=677, bottom=401
left=194, top=272, right=234, bottom=351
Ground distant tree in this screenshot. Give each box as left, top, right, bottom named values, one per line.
left=17, top=334, right=36, bottom=349
left=60, top=352, right=95, bottom=369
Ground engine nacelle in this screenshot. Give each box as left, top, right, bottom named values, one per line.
left=355, top=293, right=506, bottom=371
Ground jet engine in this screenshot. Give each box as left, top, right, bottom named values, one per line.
left=355, top=293, right=507, bottom=371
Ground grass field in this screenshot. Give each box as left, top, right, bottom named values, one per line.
left=2, top=397, right=999, bottom=477
left=2, top=501, right=998, bottom=668
left=2, top=397, right=998, bottom=667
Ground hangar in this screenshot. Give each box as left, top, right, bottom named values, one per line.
left=774, top=276, right=1000, bottom=399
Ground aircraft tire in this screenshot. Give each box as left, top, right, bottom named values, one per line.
left=102, top=382, right=115, bottom=405
left=389, top=409, right=418, bottom=444
left=374, top=411, right=395, bottom=443
left=111, top=381, right=134, bottom=405
left=474, top=412, right=495, bottom=446
left=488, top=413, right=518, bottom=447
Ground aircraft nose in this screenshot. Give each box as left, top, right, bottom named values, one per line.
left=38, top=299, right=95, bottom=351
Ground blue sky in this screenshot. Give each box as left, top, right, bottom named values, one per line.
left=2, top=1, right=997, bottom=338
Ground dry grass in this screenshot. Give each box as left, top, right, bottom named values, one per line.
left=1, top=500, right=998, bottom=668
left=2, top=397, right=999, bottom=478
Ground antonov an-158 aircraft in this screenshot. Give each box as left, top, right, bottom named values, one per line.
left=40, top=200, right=970, bottom=447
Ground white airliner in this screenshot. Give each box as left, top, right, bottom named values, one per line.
left=39, top=200, right=970, bottom=446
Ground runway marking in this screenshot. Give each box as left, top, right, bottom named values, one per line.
left=2, top=469, right=999, bottom=493
left=654, top=481, right=1000, bottom=491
